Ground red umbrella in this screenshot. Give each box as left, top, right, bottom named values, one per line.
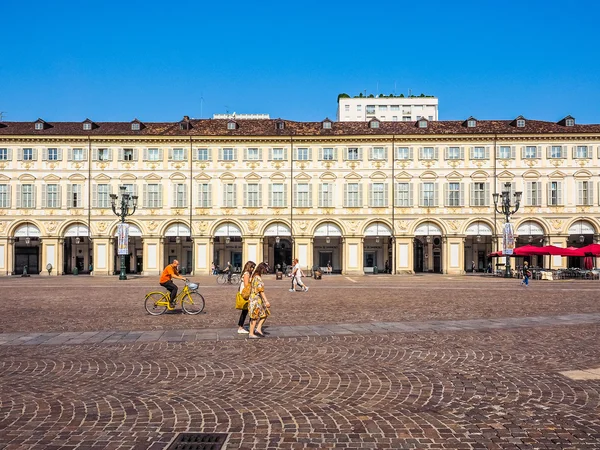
left=579, top=243, right=600, bottom=256
left=542, top=245, right=582, bottom=257
left=584, top=256, right=594, bottom=270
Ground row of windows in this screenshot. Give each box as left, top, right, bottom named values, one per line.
left=0, top=181, right=595, bottom=210
left=2, top=145, right=597, bottom=163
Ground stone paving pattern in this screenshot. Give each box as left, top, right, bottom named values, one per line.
left=1, top=275, right=600, bottom=449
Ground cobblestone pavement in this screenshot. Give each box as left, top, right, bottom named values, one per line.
left=2, top=275, right=600, bottom=449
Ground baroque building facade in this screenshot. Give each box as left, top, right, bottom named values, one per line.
left=0, top=115, right=598, bottom=276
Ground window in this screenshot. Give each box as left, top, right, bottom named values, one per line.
left=227, top=122, right=236, bottom=130
left=392, top=116, right=398, bottom=121
left=420, top=147, right=435, bottom=160
left=42, top=184, right=59, bottom=208
left=357, top=105, right=362, bottom=111
left=270, top=183, right=286, bottom=207
left=371, top=147, right=385, bottom=160
left=345, top=183, right=361, bottom=207
left=19, top=184, right=35, bottom=208
left=246, top=148, right=260, bottom=160
left=390, top=105, right=400, bottom=111
left=470, top=182, right=488, bottom=206
left=197, top=183, right=212, bottom=207
left=123, top=149, right=134, bottom=161
left=366, top=105, right=375, bottom=114
left=346, top=148, right=360, bottom=160
left=23, top=148, right=34, bottom=160
left=48, top=148, right=59, bottom=161
left=395, top=147, right=411, bottom=160
left=370, top=183, right=386, bottom=207
left=446, top=183, right=461, bottom=207
left=0, top=184, right=9, bottom=208
left=378, top=105, right=387, bottom=111
left=245, top=184, right=261, bottom=207
left=319, top=183, right=333, bottom=207
left=322, top=148, right=334, bottom=160
left=276, top=121, right=285, bottom=130
left=173, top=183, right=187, bottom=207
left=402, top=116, right=411, bottom=121
left=223, top=183, right=237, bottom=207
left=67, top=184, right=82, bottom=208
left=0, top=148, right=7, bottom=160
left=271, top=148, right=285, bottom=160
left=566, top=118, right=575, bottom=127
left=517, top=119, right=525, bottom=127
left=35, top=122, right=44, bottom=130
left=467, top=120, right=476, bottom=128
left=549, top=146, right=563, bottom=159
left=471, top=146, right=486, bottom=159
left=96, top=184, right=111, bottom=208
left=548, top=181, right=562, bottom=206
left=172, top=148, right=185, bottom=161
left=577, top=181, right=594, bottom=206
left=296, top=148, right=310, bottom=160
left=524, top=146, right=538, bottom=159
left=395, top=183, right=411, bottom=207
left=498, top=146, right=512, bottom=159
left=370, top=120, right=380, bottom=129
left=295, top=183, right=311, bottom=207
left=83, top=122, right=92, bottom=131
left=421, top=182, right=436, bottom=207
left=322, top=121, right=332, bottom=129
left=526, top=181, right=542, bottom=206
left=447, top=147, right=461, bottom=160
left=344, top=105, right=350, bottom=111
left=418, top=119, right=428, bottom=128
left=196, top=148, right=209, bottom=161
left=145, top=184, right=163, bottom=208
left=575, top=145, right=590, bottom=159
left=98, top=148, right=110, bottom=161
left=222, top=148, right=235, bottom=161
left=121, top=184, right=136, bottom=197
left=131, top=122, right=140, bottom=131
left=73, top=148, right=84, bottom=161
left=148, top=148, right=161, bottom=161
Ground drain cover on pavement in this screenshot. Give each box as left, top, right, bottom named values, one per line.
left=165, top=432, right=229, bottom=450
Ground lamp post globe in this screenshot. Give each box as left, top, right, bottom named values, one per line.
left=493, top=182, right=522, bottom=278
left=110, top=186, right=138, bottom=280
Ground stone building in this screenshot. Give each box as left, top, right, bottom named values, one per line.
left=0, top=115, right=598, bottom=276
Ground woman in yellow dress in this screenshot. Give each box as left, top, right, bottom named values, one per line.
left=248, top=262, right=271, bottom=339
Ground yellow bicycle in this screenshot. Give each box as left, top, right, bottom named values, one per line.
left=144, top=280, right=205, bottom=315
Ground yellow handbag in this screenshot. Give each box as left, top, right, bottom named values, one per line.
left=241, top=283, right=251, bottom=300
left=235, top=292, right=248, bottom=310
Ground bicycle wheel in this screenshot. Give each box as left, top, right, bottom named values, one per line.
left=145, top=292, right=168, bottom=315
left=231, top=273, right=241, bottom=285
left=182, top=291, right=205, bottom=315
left=217, top=274, right=226, bottom=284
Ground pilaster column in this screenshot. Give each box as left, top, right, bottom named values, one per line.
left=40, top=237, right=60, bottom=276
left=143, top=237, right=162, bottom=276
left=0, top=237, right=10, bottom=276
left=293, top=236, right=312, bottom=274
left=445, top=236, right=465, bottom=275
left=193, top=236, right=212, bottom=276
left=343, top=236, right=363, bottom=276
left=243, top=236, right=261, bottom=268
left=92, top=237, right=113, bottom=276
left=549, top=235, right=568, bottom=270
left=395, top=236, right=413, bottom=274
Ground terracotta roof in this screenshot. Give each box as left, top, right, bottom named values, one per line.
left=0, top=118, right=599, bottom=137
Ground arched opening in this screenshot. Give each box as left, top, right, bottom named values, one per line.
left=363, top=222, right=392, bottom=274
left=567, top=220, right=596, bottom=268
left=13, top=223, right=41, bottom=275
left=112, top=224, right=143, bottom=275
left=314, top=223, right=342, bottom=274
left=516, top=221, right=545, bottom=268
left=464, top=221, right=493, bottom=273
left=63, top=224, right=91, bottom=274
left=264, top=223, right=292, bottom=272
left=414, top=222, right=443, bottom=273
left=164, top=223, right=193, bottom=275
left=214, top=223, right=243, bottom=273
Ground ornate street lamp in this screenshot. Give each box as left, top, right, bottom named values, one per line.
left=493, top=182, right=522, bottom=278
left=579, top=235, right=585, bottom=244
left=110, top=186, right=138, bottom=280
left=325, top=236, right=331, bottom=244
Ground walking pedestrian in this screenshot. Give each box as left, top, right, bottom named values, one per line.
left=521, top=261, right=531, bottom=287
left=237, top=260, right=256, bottom=334
left=289, top=258, right=309, bottom=292
left=248, top=262, right=271, bottom=339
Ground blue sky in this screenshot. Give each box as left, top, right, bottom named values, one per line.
left=2, top=0, right=599, bottom=123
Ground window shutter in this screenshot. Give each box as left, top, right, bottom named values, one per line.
left=526, top=182, right=533, bottom=205
left=383, top=148, right=388, bottom=160
left=92, top=148, right=98, bottom=161
left=282, top=184, right=287, bottom=207
left=218, top=149, right=223, bottom=161
left=419, top=184, right=424, bottom=207
left=589, top=181, right=594, bottom=205
left=222, top=184, right=227, bottom=206
left=444, top=183, right=449, bottom=206
left=484, top=183, right=490, bottom=206
left=368, top=148, right=373, bottom=160
left=510, top=146, right=516, bottom=159
left=243, top=184, right=248, bottom=206
left=536, top=146, right=541, bottom=159
left=32, top=149, right=38, bottom=160
left=192, top=149, right=198, bottom=161
left=307, top=148, right=312, bottom=160
left=172, top=184, right=177, bottom=207
left=183, top=184, right=188, bottom=207
left=66, top=185, right=73, bottom=208
left=31, top=185, right=36, bottom=208
left=6, top=149, right=12, bottom=160
left=17, top=148, right=23, bottom=161
left=57, top=149, right=63, bottom=161
left=243, top=148, right=248, bottom=160
left=118, top=149, right=124, bottom=161
left=268, top=148, right=273, bottom=160
left=433, top=183, right=438, bottom=207
left=459, top=183, right=465, bottom=206
left=143, top=185, right=148, bottom=208
left=383, top=183, right=388, bottom=206
left=536, top=182, right=542, bottom=205
left=92, top=185, right=98, bottom=208
left=282, top=148, right=288, bottom=160
left=41, top=185, right=47, bottom=208
left=408, top=183, right=413, bottom=207
left=268, top=185, right=273, bottom=207
left=318, top=148, right=323, bottom=160
left=368, top=183, right=373, bottom=207
left=293, top=148, right=298, bottom=160
left=470, top=183, right=475, bottom=206
left=82, top=149, right=88, bottom=161
left=66, top=149, right=72, bottom=161
left=520, top=146, right=526, bottom=159
left=357, top=148, right=363, bottom=160
left=444, top=147, right=449, bottom=160
left=168, top=149, right=173, bottom=160
left=16, top=185, right=21, bottom=208
left=308, top=184, right=313, bottom=207
left=258, top=184, right=263, bottom=207
left=485, top=146, right=490, bottom=159
left=206, top=184, right=212, bottom=207
left=344, top=184, right=349, bottom=207
left=6, top=185, right=11, bottom=208
left=42, top=149, right=48, bottom=161
left=143, top=149, right=148, bottom=161
left=318, top=184, right=324, bottom=206
left=158, top=184, right=163, bottom=207
left=469, top=147, right=474, bottom=159
left=132, top=149, right=138, bottom=161
left=547, top=182, right=552, bottom=206
left=292, top=184, right=297, bottom=207
left=546, top=146, right=551, bottom=159
left=358, top=184, right=363, bottom=207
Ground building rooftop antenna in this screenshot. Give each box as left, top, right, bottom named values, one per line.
left=0, top=112, right=7, bottom=121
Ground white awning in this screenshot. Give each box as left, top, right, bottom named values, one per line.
left=214, top=223, right=242, bottom=237
left=264, top=223, right=291, bottom=236
left=364, top=222, right=392, bottom=236
left=14, top=224, right=41, bottom=237
left=165, top=223, right=191, bottom=237
left=414, top=223, right=442, bottom=236
left=465, top=222, right=492, bottom=236
left=113, top=224, right=142, bottom=237
left=315, top=223, right=342, bottom=237
left=516, top=221, right=544, bottom=236
left=568, top=220, right=595, bottom=235
left=64, top=224, right=89, bottom=237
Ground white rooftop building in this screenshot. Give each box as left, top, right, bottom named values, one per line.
left=212, top=113, right=270, bottom=120
left=337, top=95, right=438, bottom=122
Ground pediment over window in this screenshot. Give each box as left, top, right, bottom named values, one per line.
left=369, top=171, right=387, bottom=180
left=19, top=174, right=36, bottom=181
left=497, top=170, right=515, bottom=180
left=522, top=170, right=541, bottom=179
left=344, top=171, right=362, bottom=180
left=294, top=172, right=312, bottom=181
left=270, top=172, right=286, bottom=181
left=93, top=174, right=111, bottom=181
left=43, top=174, right=61, bottom=182
left=245, top=172, right=262, bottom=181
left=0, top=174, right=10, bottom=181
left=169, top=172, right=186, bottom=180
left=470, top=170, right=490, bottom=180
left=548, top=170, right=566, bottom=179
left=120, top=173, right=137, bottom=181
left=68, top=174, right=86, bottom=181
left=394, top=171, right=412, bottom=180
left=144, top=173, right=162, bottom=181
left=194, top=172, right=211, bottom=181
left=220, top=172, right=236, bottom=181
left=445, top=171, right=463, bottom=180
left=320, top=171, right=337, bottom=180
left=419, top=170, right=438, bottom=180
left=574, top=169, right=593, bottom=179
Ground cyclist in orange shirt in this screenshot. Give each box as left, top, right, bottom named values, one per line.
left=160, top=259, right=187, bottom=306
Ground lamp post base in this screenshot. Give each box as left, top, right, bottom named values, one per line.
left=119, top=274, right=128, bottom=280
